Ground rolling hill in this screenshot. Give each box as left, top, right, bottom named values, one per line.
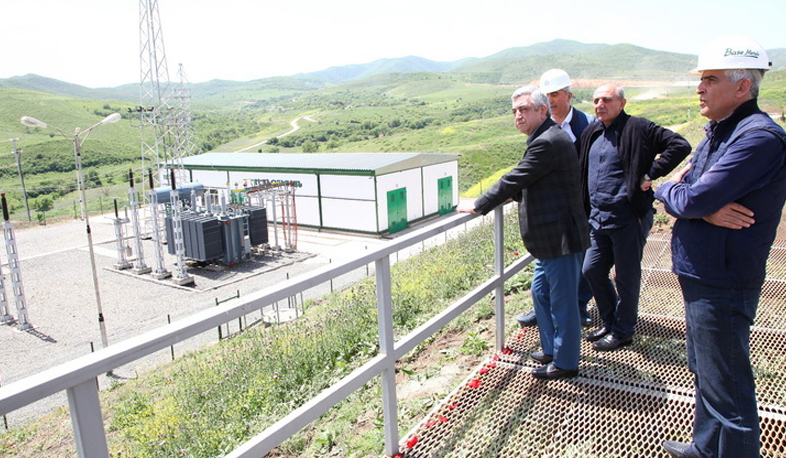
left=1, top=39, right=784, bottom=220
left=2, top=39, right=784, bottom=108
left=0, top=39, right=700, bottom=106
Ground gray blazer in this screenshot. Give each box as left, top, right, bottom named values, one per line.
left=474, top=118, right=590, bottom=260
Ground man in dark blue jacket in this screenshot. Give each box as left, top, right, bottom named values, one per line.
left=579, top=84, right=690, bottom=351
left=655, top=35, right=786, bottom=458
left=517, top=69, right=595, bottom=328
left=461, top=86, right=589, bottom=380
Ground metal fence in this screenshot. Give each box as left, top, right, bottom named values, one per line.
left=397, top=233, right=786, bottom=457
left=0, top=206, right=531, bottom=458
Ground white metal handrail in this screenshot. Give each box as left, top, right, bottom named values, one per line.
left=0, top=205, right=534, bottom=458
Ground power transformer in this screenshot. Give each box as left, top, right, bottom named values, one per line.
left=165, top=207, right=268, bottom=265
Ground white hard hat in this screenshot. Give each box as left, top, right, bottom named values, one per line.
left=691, top=35, right=771, bottom=74
left=539, top=69, right=572, bottom=93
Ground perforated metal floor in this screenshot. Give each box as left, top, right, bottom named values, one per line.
left=399, top=235, right=786, bottom=457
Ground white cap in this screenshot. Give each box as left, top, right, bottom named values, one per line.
left=539, top=69, right=572, bottom=93
left=691, top=35, right=771, bottom=74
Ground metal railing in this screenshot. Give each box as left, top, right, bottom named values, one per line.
left=0, top=205, right=534, bottom=457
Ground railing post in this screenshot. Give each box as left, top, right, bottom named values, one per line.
left=375, top=256, right=399, bottom=457
left=493, top=206, right=506, bottom=351
left=67, top=378, right=109, bottom=458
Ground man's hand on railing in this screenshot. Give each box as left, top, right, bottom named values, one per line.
left=457, top=205, right=477, bottom=214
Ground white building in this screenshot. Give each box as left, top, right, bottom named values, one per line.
left=179, top=152, right=460, bottom=234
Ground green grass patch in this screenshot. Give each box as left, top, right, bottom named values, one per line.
left=461, top=165, right=515, bottom=198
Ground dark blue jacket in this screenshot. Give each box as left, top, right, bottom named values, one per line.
left=655, top=99, right=786, bottom=288
left=567, top=107, right=592, bottom=154
left=579, top=111, right=691, bottom=218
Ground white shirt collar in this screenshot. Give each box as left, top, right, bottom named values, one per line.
left=557, top=107, right=576, bottom=142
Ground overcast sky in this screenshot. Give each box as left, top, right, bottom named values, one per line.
left=2, top=0, right=785, bottom=88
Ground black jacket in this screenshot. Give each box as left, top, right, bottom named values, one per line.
left=579, top=111, right=691, bottom=218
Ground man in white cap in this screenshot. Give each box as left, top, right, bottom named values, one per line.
left=539, top=68, right=596, bottom=152
left=656, top=35, right=786, bottom=458
left=517, top=69, right=595, bottom=328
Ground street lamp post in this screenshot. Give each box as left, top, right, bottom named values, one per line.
left=12, top=139, right=32, bottom=222
left=20, top=113, right=121, bottom=349
left=0, top=138, right=31, bottom=222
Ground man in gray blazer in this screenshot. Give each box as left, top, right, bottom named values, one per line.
left=460, top=86, right=590, bottom=380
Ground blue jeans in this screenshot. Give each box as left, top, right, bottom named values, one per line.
left=582, top=211, right=653, bottom=338
left=679, top=276, right=760, bottom=458
left=531, top=253, right=582, bottom=371
left=578, top=250, right=593, bottom=319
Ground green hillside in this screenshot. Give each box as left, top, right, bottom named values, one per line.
left=0, top=74, right=131, bottom=102
left=454, top=43, right=697, bottom=84
left=481, top=39, right=608, bottom=60
left=0, top=88, right=279, bottom=218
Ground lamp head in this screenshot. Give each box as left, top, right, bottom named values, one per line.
left=101, top=113, right=122, bottom=124
left=20, top=116, right=47, bottom=128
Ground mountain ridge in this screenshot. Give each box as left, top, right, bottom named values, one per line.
left=2, top=39, right=785, bottom=108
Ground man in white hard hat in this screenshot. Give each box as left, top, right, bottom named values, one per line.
left=656, top=35, right=786, bottom=458
left=540, top=68, right=596, bottom=152
left=517, top=69, right=595, bottom=328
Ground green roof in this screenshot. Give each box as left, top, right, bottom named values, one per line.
left=180, top=152, right=459, bottom=176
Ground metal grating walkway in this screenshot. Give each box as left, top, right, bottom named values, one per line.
left=399, top=234, right=786, bottom=457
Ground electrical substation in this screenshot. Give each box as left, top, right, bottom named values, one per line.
left=0, top=0, right=456, bottom=430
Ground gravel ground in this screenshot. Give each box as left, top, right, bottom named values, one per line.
left=0, top=211, right=391, bottom=427
left=0, top=203, right=477, bottom=428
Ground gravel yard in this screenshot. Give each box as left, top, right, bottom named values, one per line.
left=0, top=211, right=397, bottom=427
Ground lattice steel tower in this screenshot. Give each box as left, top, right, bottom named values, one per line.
left=136, top=0, right=196, bottom=188
left=172, top=63, right=201, bottom=162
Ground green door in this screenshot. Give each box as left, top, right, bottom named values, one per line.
left=437, top=176, right=453, bottom=215
left=387, top=187, right=408, bottom=234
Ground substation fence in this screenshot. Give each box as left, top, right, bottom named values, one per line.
left=397, top=233, right=786, bottom=458
left=0, top=205, right=532, bottom=458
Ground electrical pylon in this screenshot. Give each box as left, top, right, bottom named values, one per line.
left=136, top=0, right=192, bottom=189
left=172, top=63, right=201, bottom=162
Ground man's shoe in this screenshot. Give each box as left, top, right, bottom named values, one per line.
left=584, top=325, right=611, bottom=342
left=592, top=333, right=633, bottom=352
left=662, top=440, right=697, bottom=458
left=516, top=311, right=537, bottom=327
left=531, top=363, right=578, bottom=380
left=529, top=351, right=553, bottom=364
left=581, top=315, right=593, bottom=327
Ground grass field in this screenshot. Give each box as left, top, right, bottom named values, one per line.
left=1, top=70, right=784, bottom=220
